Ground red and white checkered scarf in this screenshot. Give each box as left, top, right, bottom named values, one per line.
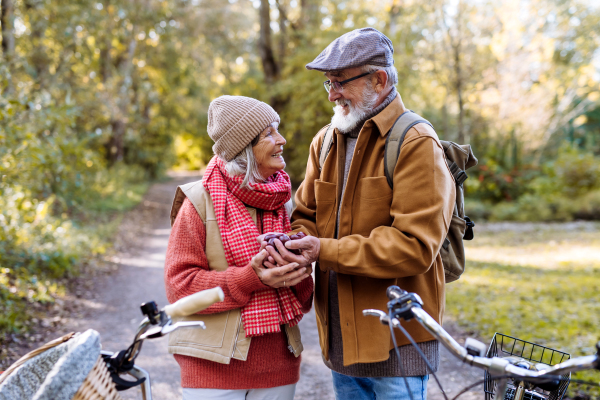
left=203, top=156, right=304, bottom=336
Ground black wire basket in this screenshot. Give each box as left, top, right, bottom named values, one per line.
left=484, top=333, right=571, bottom=400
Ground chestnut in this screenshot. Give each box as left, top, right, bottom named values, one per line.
left=264, top=232, right=305, bottom=257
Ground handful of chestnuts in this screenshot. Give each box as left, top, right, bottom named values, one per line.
left=263, top=232, right=307, bottom=256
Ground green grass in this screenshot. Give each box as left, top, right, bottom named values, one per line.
left=447, top=223, right=600, bottom=396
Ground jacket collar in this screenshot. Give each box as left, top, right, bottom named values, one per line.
left=370, top=93, right=406, bottom=137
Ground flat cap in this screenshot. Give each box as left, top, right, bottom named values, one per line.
left=306, top=27, right=394, bottom=72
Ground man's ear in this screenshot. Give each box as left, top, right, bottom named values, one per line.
left=373, top=70, right=388, bottom=93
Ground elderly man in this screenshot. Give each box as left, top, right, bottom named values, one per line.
left=260, top=28, right=455, bottom=399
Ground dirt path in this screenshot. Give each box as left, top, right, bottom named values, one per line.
left=8, top=174, right=484, bottom=399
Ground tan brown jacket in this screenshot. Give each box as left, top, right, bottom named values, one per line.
left=168, top=181, right=303, bottom=364
left=291, top=95, right=455, bottom=366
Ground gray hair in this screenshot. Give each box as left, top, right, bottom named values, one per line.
left=222, top=143, right=264, bottom=188
left=361, top=64, right=398, bottom=87
left=221, top=122, right=279, bottom=188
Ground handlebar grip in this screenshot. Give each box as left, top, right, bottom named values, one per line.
left=387, top=285, right=407, bottom=300
left=163, top=287, right=225, bottom=318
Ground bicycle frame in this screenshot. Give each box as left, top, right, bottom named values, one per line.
left=363, top=286, right=600, bottom=400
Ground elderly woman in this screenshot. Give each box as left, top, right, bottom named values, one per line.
left=164, top=95, right=314, bottom=400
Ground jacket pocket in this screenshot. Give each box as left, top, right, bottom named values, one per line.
left=315, top=180, right=337, bottom=237
left=352, top=177, right=393, bottom=236
left=168, top=309, right=249, bottom=365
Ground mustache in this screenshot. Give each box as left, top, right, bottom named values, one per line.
left=335, top=98, right=351, bottom=107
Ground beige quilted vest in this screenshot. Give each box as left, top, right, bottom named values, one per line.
left=167, top=180, right=303, bottom=364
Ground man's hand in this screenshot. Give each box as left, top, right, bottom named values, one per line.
left=259, top=235, right=320, bottom=270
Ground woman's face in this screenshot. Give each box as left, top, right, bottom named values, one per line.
left=253, top=124, right=286, bottom=179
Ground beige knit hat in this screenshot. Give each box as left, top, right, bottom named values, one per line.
left=207, top=95, right=280, bottom=161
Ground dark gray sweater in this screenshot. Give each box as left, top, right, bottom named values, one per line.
left=325, top=87, right=440, bottom=377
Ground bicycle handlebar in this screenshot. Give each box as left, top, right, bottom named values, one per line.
left=163, top=287, right=225, bottom=318
left=364, top=286, right=600, bottom=383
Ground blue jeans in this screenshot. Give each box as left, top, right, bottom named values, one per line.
left=331, top=371, right=429, bottom=400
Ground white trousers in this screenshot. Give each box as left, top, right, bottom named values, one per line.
left=182, top=384, right=296, bottom=400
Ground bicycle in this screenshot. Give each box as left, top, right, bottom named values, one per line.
left=0, top=287, right=225, bottom=400
left=363, top=286, right=600, bottom=400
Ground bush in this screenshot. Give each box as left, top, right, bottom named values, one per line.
left=572, top=190, right=600, bottom=220
left=0, top=163, right=148, bottom=338
left=464, top=199, right=493, bottom=221
left=467, top=145, right=600, bottom=222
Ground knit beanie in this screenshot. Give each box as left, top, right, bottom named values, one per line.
left=207, top=95, right=280, bottom=161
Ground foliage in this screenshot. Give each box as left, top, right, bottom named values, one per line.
left=466, top=146, right=600, bottom=221
left=0, top=165, right=148, bottom=338
left=2, top=0, right=600, bottom=353
left=449, top=224, right=600, bottom=396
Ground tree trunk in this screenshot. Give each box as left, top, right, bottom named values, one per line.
left=276, top=0, right=287, bottom=72
left=454, top=42, right=464, bottom=143
left=1, top=0, right=14, bottom=58
left=100, top=0, right=112, bottom=82
left=258, top=0, right=279, bottom=85
left=387, top=0, right=402, bottom=37
left=453, top=1, right=465, bottom=143
left=108, top=37, right=137, bottom=164
left=1, top=0, right=15, bottom=93
left=300, top=0, right=319, bottom=29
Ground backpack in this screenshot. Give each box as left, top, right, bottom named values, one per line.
left=318, top=110, right=478, bottom=283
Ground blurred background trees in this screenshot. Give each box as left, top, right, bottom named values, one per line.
left=1, top=0, right=600, bottom=334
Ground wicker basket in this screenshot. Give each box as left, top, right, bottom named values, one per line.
left=0, top=332, right=123, bottom=400
left=72, top=355, right=122, bottom=400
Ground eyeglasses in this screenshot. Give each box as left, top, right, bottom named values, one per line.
left=323, top=71, right=376, bottom=93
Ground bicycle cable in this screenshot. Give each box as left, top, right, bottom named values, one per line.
left=388, top=308, right=449, bottom=400
left=388, top=308, right=416, bottom=400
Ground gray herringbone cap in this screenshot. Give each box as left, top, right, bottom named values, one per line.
left=207, top=95, right=280, bottom=161
left=306, top=27, right=394, bottom=72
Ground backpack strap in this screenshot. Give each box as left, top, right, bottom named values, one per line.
left=384, top=111, right=433, bottom=188
left=170, top=180, right=208, bottom=226
left=318, top=124, right=334, bottom=172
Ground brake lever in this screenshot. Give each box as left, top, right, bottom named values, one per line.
left=363, top=309, right=391, bottom=326
left=139, top=320, right=206, bottom=340
left=162, top=321, right=205, bottom=335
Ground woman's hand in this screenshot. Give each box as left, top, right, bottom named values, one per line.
left=250, top=249, right=310, bottom=288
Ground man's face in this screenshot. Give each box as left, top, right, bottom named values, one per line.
left=325, top=67, right=379, bottom=133
left=325, top=67, right=372, bottom=115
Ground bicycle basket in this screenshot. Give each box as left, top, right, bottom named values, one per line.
left=0, top=330, right=122, bottom=400
left=484, top=333, right=571, bottom=400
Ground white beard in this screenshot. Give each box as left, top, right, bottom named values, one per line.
left=331, top=86, right=379, bottom=133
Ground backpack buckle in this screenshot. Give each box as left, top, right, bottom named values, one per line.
left=448, top=162, right=468, bottom=186
left=455, top=170, right=468, bottom=186
left=464, top=216, right=475, bottom=240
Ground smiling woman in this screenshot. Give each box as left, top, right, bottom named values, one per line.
left=224, top=122, right=287, bottom=188
left=164, top=95, right=313, bottom=400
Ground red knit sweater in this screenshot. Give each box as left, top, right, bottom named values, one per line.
left=164, top=198, right=314, bottom=389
